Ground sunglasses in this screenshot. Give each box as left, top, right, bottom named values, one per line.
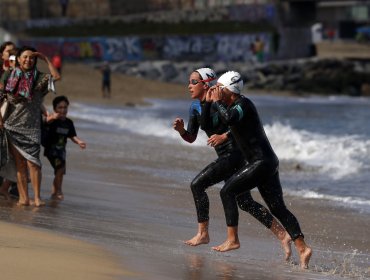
left=189, top=77, right=216, bottom=85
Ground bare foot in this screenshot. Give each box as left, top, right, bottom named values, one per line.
left=0, top=189, right=10, bottom=200
left=184, top=233, right=210, bottom=246
left=212, top=240, right=240, bottom=252
left=281, top=233, right=292, bottom=261
left=33, top=198, right=46, bottom=207
left=299, top=246, right=312, bottom=269
left=17, top=200, right=30, bottom=206
left=51, top=193, right=64, bottom=201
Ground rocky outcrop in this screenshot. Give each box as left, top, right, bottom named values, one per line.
left=244, top=58, right=370, bottom=96
left=95, top=58, right=370, bottom=96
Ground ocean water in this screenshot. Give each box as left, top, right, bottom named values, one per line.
left=68, top=94, right=370, bottom=214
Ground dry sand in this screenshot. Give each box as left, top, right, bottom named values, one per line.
left=0, top=221, right=134, bottom=280
left=42, top=63, right=186, bottom=107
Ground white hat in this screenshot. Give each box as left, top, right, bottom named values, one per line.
left=9, top=55, right=16, bottom=61
left=195, top=67, right=217, bottom=86
left=218, top=71, right=243, bottom=94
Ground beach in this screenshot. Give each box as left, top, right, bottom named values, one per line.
left=1, top=63, right=370, bottom=280
left=0, top=221, right=131, bottom=280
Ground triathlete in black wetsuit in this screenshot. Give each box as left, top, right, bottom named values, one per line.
left=174, top=69, right=292, bottom=259
left=209, top=71, right=312, bottom=268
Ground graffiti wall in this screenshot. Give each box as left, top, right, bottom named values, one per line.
left=19, top=33, right=271, bottom=62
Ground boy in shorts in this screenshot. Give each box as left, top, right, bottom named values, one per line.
left=43, top=95, right=86, bottom=200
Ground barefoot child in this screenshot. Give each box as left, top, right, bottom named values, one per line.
left=43, top=95, right=86, bottom=200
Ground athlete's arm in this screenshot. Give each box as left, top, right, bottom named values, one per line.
left=173, top=117, right=197, bottom=143
left=214, top=101, right=242, bottom=125
left=199, top=101, right=212, bottom=130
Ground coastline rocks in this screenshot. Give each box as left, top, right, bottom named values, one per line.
left=94, top=58, right=370, bottom=96
left=244, top=58, right=370, bottom=96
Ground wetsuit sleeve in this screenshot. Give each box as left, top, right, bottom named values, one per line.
left=181, top=131, right=197, bottom=143
left=199, top=101, right=212, bottom=130
left=181, top=103, right=200, bottom=143
left=214, top=101, right=243, bottom=125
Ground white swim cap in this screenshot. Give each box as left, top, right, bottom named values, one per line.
left=217, top=71, right=243, bottom=94
left=195, top=67, right=217, bottom=86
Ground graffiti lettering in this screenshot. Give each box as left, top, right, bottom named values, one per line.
left=19, top=33, right=270, bottom=62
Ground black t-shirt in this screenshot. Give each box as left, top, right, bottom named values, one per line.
left=43, top=117, right=76, bottom=154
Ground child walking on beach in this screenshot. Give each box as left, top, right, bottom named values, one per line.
left=43, top=95, right=86, bottom=200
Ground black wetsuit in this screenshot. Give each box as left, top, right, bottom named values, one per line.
left=181, top=99, right=273, bottom=227
left=214, top=95, right=304, bottom=240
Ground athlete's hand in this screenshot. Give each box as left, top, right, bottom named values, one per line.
left=206, top=86, right=216, bottom=102
left=173, top=118, right=186, bottom=134
left=210, top=86, right=223, bottom=102
left=207, top=133, right=227, bottom=147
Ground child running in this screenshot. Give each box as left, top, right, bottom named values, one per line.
left=43, top=95, right=86, bottom=200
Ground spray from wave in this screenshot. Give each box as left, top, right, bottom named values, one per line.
left=265, top=122, right=370, bottom=179
left=68, top=102, right=370, bottom=180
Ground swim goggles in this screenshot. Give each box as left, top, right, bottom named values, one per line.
left=189, top=77, right=216, bottom=85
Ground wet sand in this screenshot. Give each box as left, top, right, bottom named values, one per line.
left=75, top=128, right=370, bottom=280
left=0, top=63, right=369, bottom=279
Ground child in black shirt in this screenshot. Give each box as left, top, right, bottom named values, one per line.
left=43, top=95, right=86, bottom=200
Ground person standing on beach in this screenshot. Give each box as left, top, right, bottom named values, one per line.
left=173, top=68, right=292, bottom=261
left=0, top=47, right=19, bottom=199
left=0, top=41, right=16, bottom=78
left=0, top=46, right=61, bottom=207
left=253, top=36, right=265, bottom=63
left=100, top=61, right=111, bottom=98
left=51, top=52, right=63, bottom=75
left=207, top=71, right=312, bottom=269
left=43, top=95, right=86, bottom=200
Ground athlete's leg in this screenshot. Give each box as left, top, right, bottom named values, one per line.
left=215, top=160, right=273, bottom=252
left=220, top=161, right=267, bottom=227
left=236, top=191, right=292, bottom=260
left=186, top=156, right=240, bottom=246
left=258, top=172, right=312, bottom=268
left=236, top=191, right=273, bottom=228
